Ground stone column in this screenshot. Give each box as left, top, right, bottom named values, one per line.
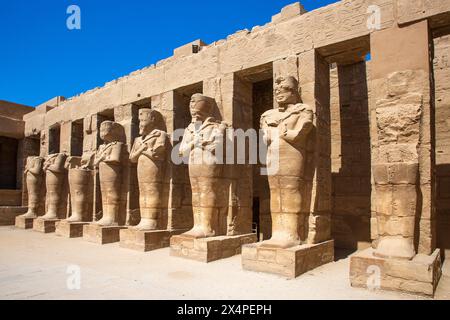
left=83, top=114, right=103, bottom=222
left=152, top=91, right=192, bottom=231
left=297, top=50, right=332, bottom=245
left=350, top=20, right=441, bottom=297
left=204, top=74, right=253, bottom=236
left=114, top=104, right=138, bottom=226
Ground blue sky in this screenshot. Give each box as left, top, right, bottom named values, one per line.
left=0, top=0, right=339, bottom=107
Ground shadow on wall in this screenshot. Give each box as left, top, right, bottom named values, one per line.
left=437, top=164, right=450, bottom=250
left=331, top=61, right=372, bottom=252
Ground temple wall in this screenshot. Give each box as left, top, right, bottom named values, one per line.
left=434, top=34, right=450, bottom=250
left=330, top=61, right=371, bottom=250
left=14, top=1, right=450, bottom=248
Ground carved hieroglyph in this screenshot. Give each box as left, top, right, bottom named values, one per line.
left=64, top=152, right=95, bottom=223
left=41, top=153, right=67, bottom=220
left=21, top=156, right=45, bottom=218
left=373, top=73, right=423, bottom=260
left=179, top=94, right=228, bottom=238
left=260, top=76, right=314, bottom=249
left=94, top=121, right=125, bottom=226
left=130, top=109, right=169, bottom=231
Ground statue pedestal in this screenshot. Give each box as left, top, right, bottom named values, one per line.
left=15, top=216, right=35, bottom=229
left=120, top=228, right=188, bottom=252
left=241, top=240, right=335, bottom=279
left=170, top=234, right=257, bottom=263
left=56, top=221, right=90, bottom=238
left=83, top=224, right=126, bottom=245
left=33, top=218, right=60, bottom=233
left=350, top=248, right=442, bottom=297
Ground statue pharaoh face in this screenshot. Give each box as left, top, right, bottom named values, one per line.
left=274, top=76, right=300, bottom=108
left=190, top=94, right=212, bottom=122
left=139, top=109, right=155, bottom=136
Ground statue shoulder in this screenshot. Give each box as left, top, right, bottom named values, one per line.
left=261, top=109, right=277, bottom=119
left=154, top=129, right=169, bottom=138
left=295, top=103, right=313, bottom=113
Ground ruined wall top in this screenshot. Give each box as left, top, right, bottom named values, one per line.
left=23, top=0, right=450, bottom=136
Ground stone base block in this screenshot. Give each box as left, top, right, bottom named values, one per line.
left=242, top=240, right=335, bottom=279
left=15, top=216, right=35, bottom=229
left=120, top=228, right=188, bottom=252
left=55, top=221, right=90, bottom=238
left=83, top=224, right=126, bottom=245
left=33, top=218, right=60, bottom=233
left=170, top=233, right=257, bottom=263
left=350, top=248, right=442, bottom=297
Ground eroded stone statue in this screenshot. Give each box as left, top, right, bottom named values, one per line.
left=260, top=76, right=314, bottom=249
left=64, top=152, right=95, bottom=223
left=179, top=93, right=227, bottom=239
left=94, top=121, right=124, bottom=226
left=372, top=103, right=422, bottom=260
left=130, top=109, right=169, bottom=231
left=41, top=153, right=68, bottom=220
left=21, top=156, right=45, bottom=218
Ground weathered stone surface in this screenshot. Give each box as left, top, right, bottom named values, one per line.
left=2, top=0, right=449, bottom=299
left=55, top=221, right=89, bottom=238
left=350, top=248, right=442, bottom=297
left=170, top=234, right=257, bottom=263
left=83, top=224, right=126, bottom=245
left=33, top=217, right=60, bottom=233
left=14, top=215, right=34, bottom=229
left=242, top=240, right=334, bottom=279
left=120, top=228, right=188, bottom=252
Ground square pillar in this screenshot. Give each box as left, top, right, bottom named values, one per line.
left=350, top=20, right=441, bottom=297
left=204, top=74, right=254, bottom=236
left=114, top=104, right=139, bottom=226
left=297, top=50, right=333, bottom=245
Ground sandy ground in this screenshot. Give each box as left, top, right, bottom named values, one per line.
left=0, top=226, right=448, bottom=300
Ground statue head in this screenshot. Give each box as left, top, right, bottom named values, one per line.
left=99, top=121, right=122, bottom=143
left=189, top=94, right=213, bottom=122
left=274, top=76, right=301, bottom=108
left=138, top=109, right=163, bottom=136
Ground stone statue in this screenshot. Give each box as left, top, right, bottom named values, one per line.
left=260, top=76, right=314, bottom=249
left=93, top=121, right=124, bottom=226
left=372, top=104, right=422, bottom=260
left=179, top=93, right=227, bottom=238
left=21, top=156, right=45, bottom=218
left=41, top=153, right=68, bottom=220
left=64, top=152, right=95, bottom=223
left=129, top=109, right=169, bottom=231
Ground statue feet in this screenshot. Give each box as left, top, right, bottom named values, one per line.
left=21, top=211, right=37, bottom=219
left=133, top=218, right=158, bottom=231
left=66, top=214, right=83, bottom=223
left=374, top=237, right=415, bottom=260
left=182, top=226, right=215, bottom=239
left=95, top=217, right=118, bottom=227
left=40, top=212, right=58, bottom=220
left=260, top=234, right=301, bottom=249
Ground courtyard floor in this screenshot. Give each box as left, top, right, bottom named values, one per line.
left=0, top=226, right=448, bottom=300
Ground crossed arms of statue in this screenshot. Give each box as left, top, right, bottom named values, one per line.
left=178, top=124, right=227, bottom=158
left=25, top=157, right=44, bottom=175
left=129, top=133, right=167, bottom=163
left=94, top=143, right=123, bottom=167
left=261, top=106, right=314, bottom=146
left=43, top=153, right=67, bottom=173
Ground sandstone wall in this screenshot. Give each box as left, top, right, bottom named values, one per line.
left=434, top=34, right=450, bottom=250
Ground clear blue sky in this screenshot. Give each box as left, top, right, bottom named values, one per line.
left=0, top=0, right=338, bottom=107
